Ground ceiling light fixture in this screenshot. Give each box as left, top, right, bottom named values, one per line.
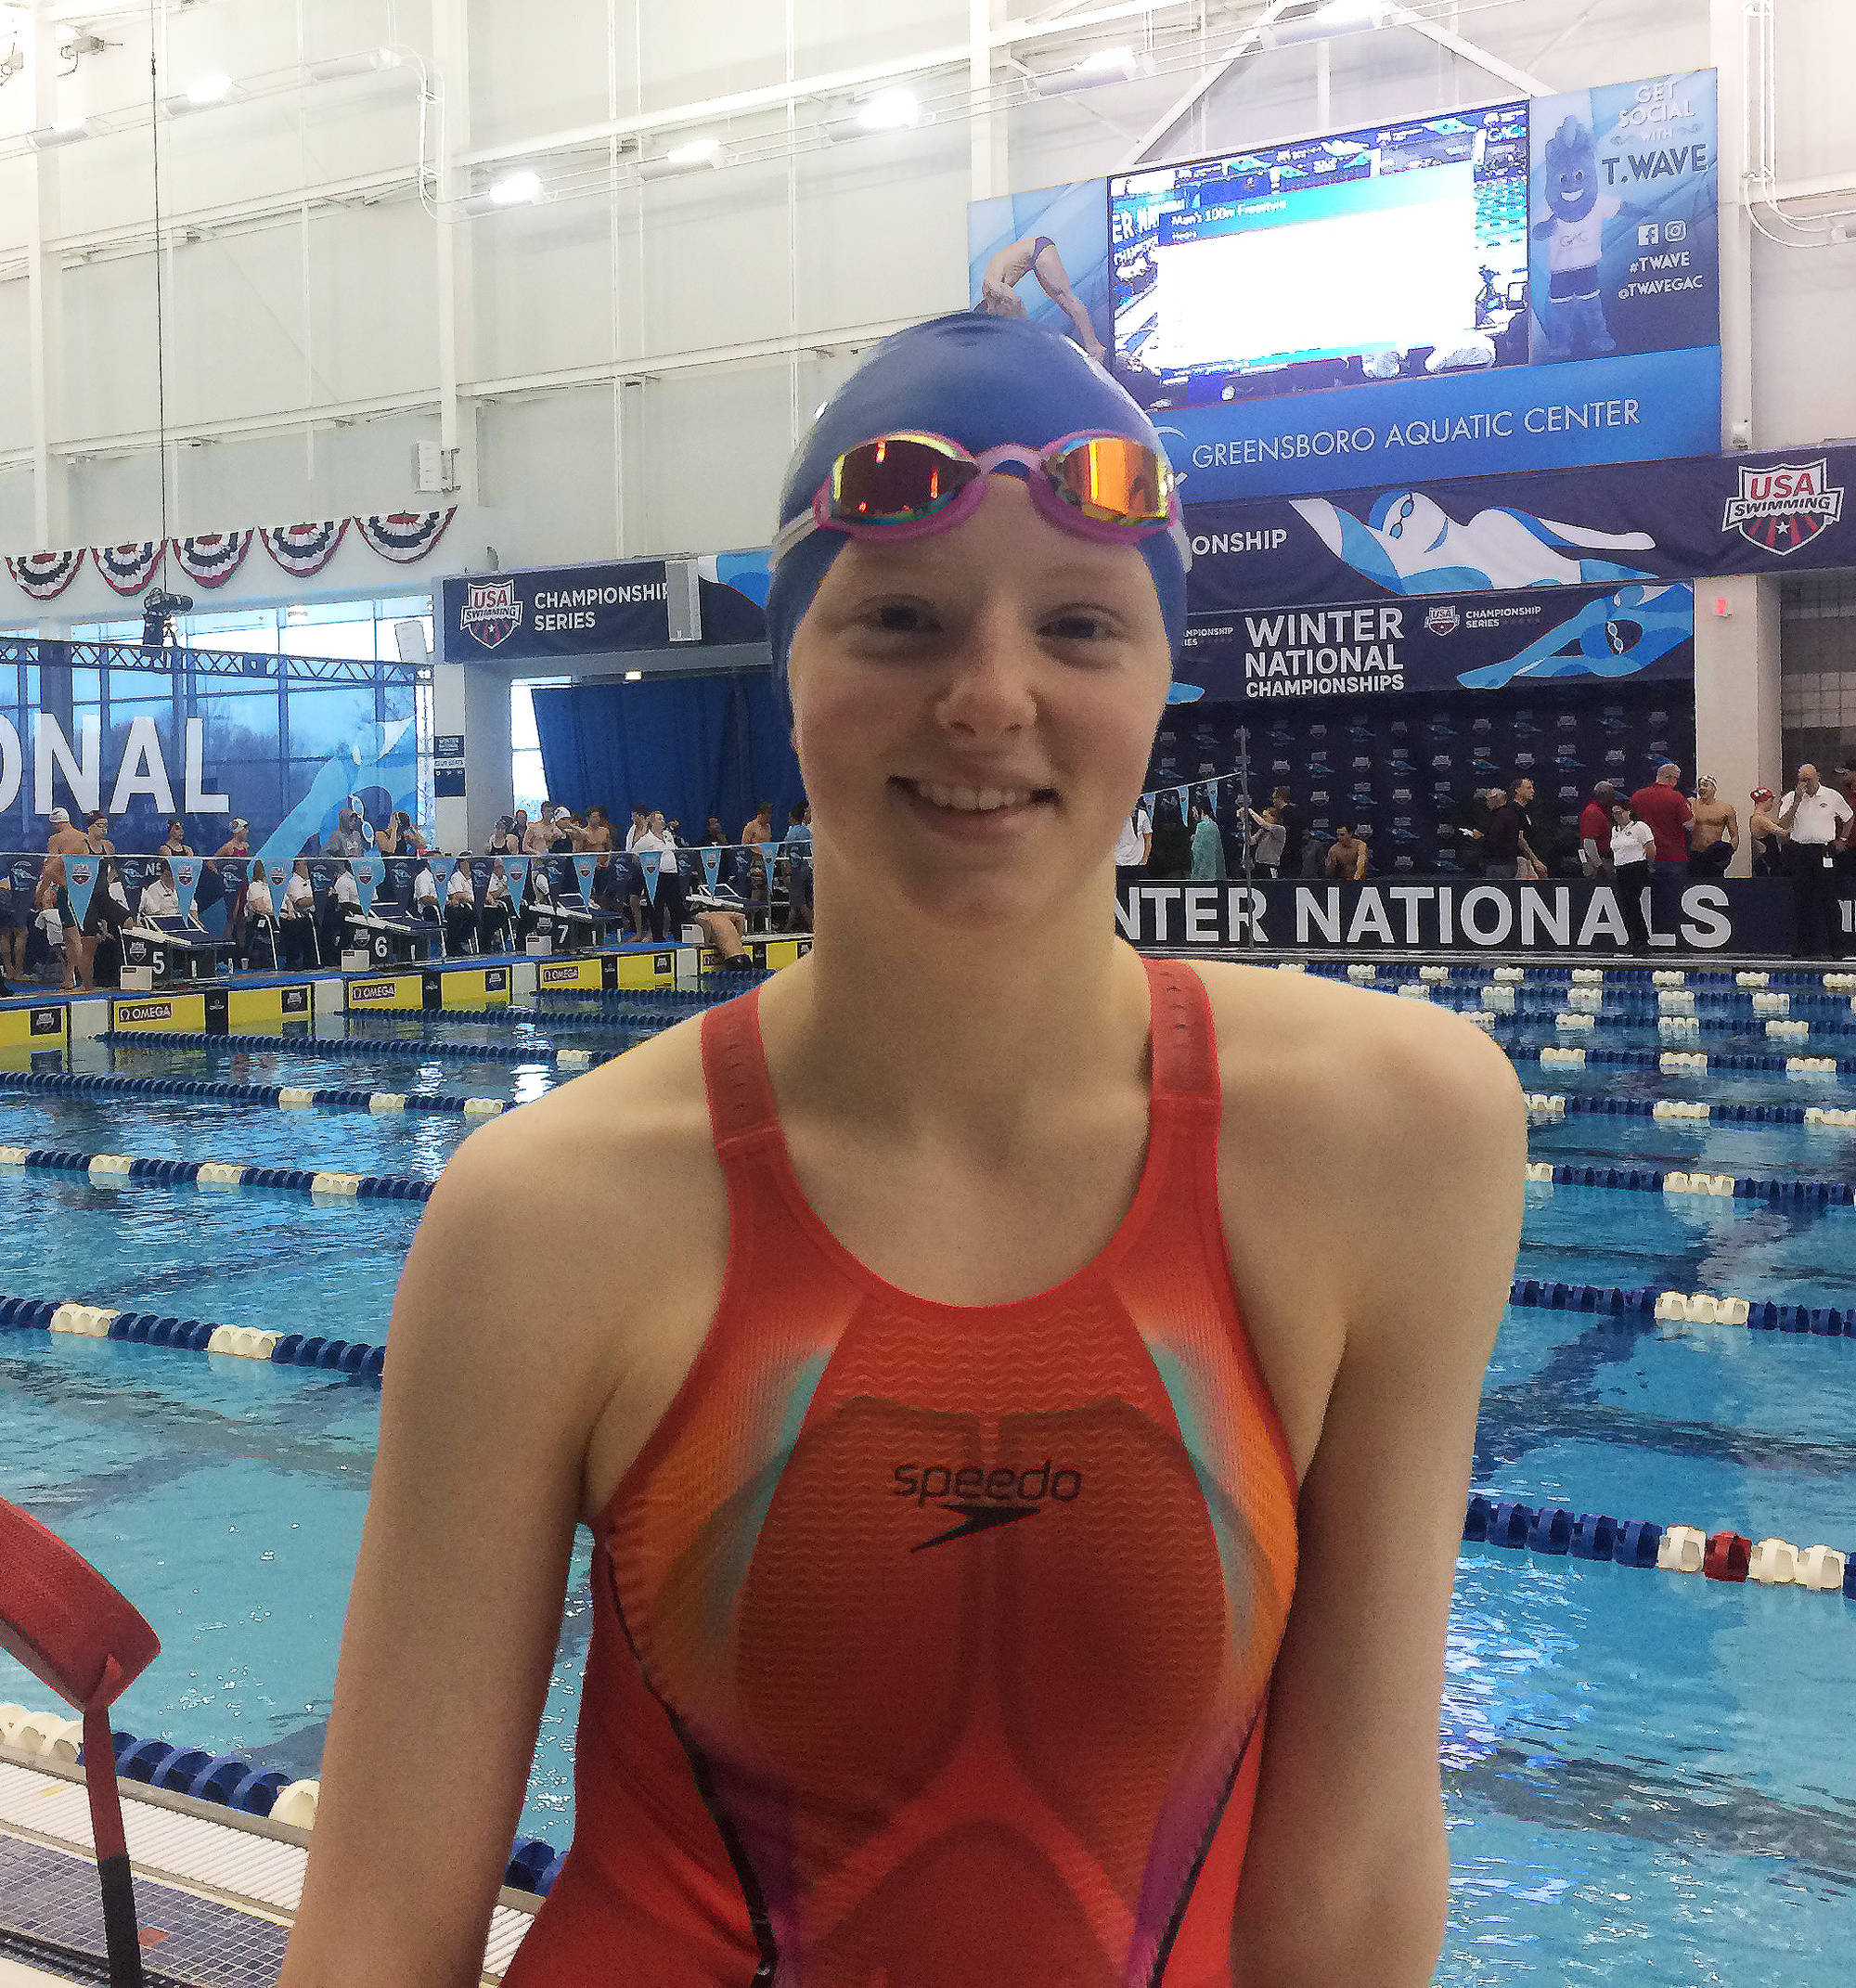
left=27, top=115, right=96, bottom=148
left=1033, top=45, right=1141, bottom=97
left=857, top=86, right=919, bottom=131
left=308, top=48, right=401, bottom=83
left=638, top=136, right=724, bottom=180
left=463, top=168, right=544, bottom=213
left=1264, top=0, right=1388, bottom=47
left=163, top=71, right=236, bottom=114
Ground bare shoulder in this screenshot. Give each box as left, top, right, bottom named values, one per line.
left=1192, top=956, right=1523, bottom=1156
left=400, top=1013, right=724, bottom=1478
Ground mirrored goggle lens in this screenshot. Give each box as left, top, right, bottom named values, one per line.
left=828, top=434, right=978, bottom=523
left=1046, top=436, right=1172, bottom=522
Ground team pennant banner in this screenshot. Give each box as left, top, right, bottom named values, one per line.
left=174, top=531, right=254, bottom=590
left=638, top=850, right=662, bottom=902
left=63, top=855, right=99, bottom=931
left=572, top=854, right=598, bottom=900
left=355, top=510, right=456, bottom=563
left=701, top=847, right=721, bottom=892
left=426, top=854, right=456, bottom=898
left=95, top=543, right=163, bottom=596
left=502, top=856, right=530, bottom=903
left=6, top=549, right=85, bottom=600
left=260, top=520, right=349, bottom=577
left=170, top=858, right=201, bottom=922
left=354, top=850, right=383, bottom=912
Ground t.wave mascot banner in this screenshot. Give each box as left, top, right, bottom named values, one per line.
left=1115, top=877, right=1832, bottom=956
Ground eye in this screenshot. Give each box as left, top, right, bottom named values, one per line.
left=865, top=600, right=936, bottom=636
left=1044, top=608, right=1115, bottom=644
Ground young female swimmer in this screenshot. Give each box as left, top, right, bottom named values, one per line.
left=281, top=312, right=1523, bottom=1988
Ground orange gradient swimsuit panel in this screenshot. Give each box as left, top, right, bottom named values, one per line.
left=503, top=958, right=1299, bottom=1988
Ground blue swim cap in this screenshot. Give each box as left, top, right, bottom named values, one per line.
left=766, top=313, right=1186, bottom=724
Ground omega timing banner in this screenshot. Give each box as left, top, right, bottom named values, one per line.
left=972, top=71, right=1719, bottom=498
left=1117, top=877, right=1835, bottom=956
left=1179, top=581, right=1691, bottom=703
left=441, top=560, right=670, bottom=662
left=1183, top=447, right=1856, bottom=612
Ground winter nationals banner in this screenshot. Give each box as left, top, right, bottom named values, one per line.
left=1180, top=582, right=1692, bottom=702
left=1184, top=447, right=1856, bottom=612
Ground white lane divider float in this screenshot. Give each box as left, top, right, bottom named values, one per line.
left=277, top=1087, right=317, bottom=1107
left=0, top=1705, right=85, bottom=1762
left=1540, top=1045, right=1586, bottom=1067
left=1804, top=1105, right=1856, bottom=1126
left=1662, top=1171, right=1736, bottom=1196
left=195, top=1162, right=247, bottom=1188
left=309, top=1173, right=364, bottom=1196
left=1787, top=1056, right=1838, bottom=1076
left=49, top=1303, right=118, bottom=1336
left=368, top=1092, right=408, bottom=1113
left=206, top=1323, right=283, bottom=1359
left=1654, top=1292, right=1752, bottom=1324
left=1661, top=1052, right=1708, bottom=1071
left=1768, top=1018, right=1811, bottom=1038
left=1652, top=1099, right=1710, bottom=1118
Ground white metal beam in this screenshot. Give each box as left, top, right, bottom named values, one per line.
left=1385, top=4, right=1551, bottom=97
left=22, top=6, right=66, bottom=549
left=1115, top=0, right=1295, bottom=172
left=432, top=0, right=470, bottom=497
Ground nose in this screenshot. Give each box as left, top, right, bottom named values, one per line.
left=933, top=603, right=1040, bottom=740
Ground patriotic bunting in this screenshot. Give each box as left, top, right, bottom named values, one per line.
left=355, top=509, right=456, bottom=563
left=6, top=549, right=85, bottom=600
left=259, top=520, right=349, bottom=577
left=174, top=531, right=254, bottom=589
left=6, top=504, right=456, bottom=606
left=95, top=543, right=163, bottom=597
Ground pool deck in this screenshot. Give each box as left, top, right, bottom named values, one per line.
left=0, top=1748, right=534, bottom=1985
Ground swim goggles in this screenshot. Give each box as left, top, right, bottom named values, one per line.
left=769, top=428, right=1191, bottom=571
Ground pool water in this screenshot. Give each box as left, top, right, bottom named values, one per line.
left=2, top=1000, right=1853, bottom=1983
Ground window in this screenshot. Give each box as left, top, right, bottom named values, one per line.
left=512, top=678, right=566, bottom=819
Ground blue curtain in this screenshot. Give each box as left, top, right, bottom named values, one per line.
left=531, top=673, right=804, bottom=842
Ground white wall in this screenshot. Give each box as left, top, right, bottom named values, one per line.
left=0, top=0, right=1852, bottom=582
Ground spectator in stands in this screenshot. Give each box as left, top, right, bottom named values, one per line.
left=1188, top=800, right=1226, bottom=882
left=1747, top=787, right=1786, bottom=876
left=1245, top=802, right=1285, bottom=880
left=323, top=810, right=366, bottom=859
left=1686, top=776, right=1737, bottom=876
left=322, top=860, right=361, bottom=962
left=481, top=859, right=517, bottom=954
left=1629, top=762, right=1692, bottom=866
left=1325, top=824, right=1368, bottom=880
left=139, top=860, right=181, bottom=922
left=376, top=811, right=428, bottom=858
left=1114, top=794, right=1153, bottom=894
left=1608, top=797, right=1656, bottom=951
left=1578, top=781, right=1617, bottom=876
left=242, top=860, right=277, bottom=969
left=1835, top=766, right=1856, bottom=876
left=160, top=819, right=193, bottom=859
left=783, top=803, right=814, bottom=932
left=0, top=864, right=19, bottom=993
left=444, top=863, right=479, bottom=953
left=1479, top=786, right=1542, bottom=879
left=1146, top=794, right=1193, bottom=880
left=1777, top=764, right=1852, bottom=958
left=280, top=860, right=317, bottom=968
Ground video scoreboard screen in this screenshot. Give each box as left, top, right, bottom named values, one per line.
left=1109, top=102, right=1530, bottom=407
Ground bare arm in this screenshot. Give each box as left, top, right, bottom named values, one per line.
left=1231, top=1011, right=1525, bottom=1986
left=277, top=1124, right=613, bottom=1988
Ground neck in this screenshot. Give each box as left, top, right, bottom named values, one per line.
left=758, top=854, right=1151, bottom=1156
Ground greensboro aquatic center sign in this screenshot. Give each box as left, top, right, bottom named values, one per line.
left=1116, top=878, right=1843, bottom=955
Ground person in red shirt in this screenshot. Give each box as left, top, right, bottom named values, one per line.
left=1629, top=763, right=1693, bottom=864
left=1578, top=781, right=1617, bottom=874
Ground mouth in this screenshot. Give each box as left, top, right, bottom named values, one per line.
left=891, top=777, right=1059, bottom=834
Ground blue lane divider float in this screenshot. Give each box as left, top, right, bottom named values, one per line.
left=0, top=1065, right=510, bottom=1121
left=1463, top=1493, right=1856, bottom=1599
left=103, top=1028, right=623, bottom=1069
left=1503, top=1275, right=1853, bottom=1336
left=0, top=1143, right=435, bottom=1203
left=1518, top=1157, right=1855, bottom=1204
left=58, top=1726, right=566, bottom=1896
left=0, top=1287, right=386, bottom=1380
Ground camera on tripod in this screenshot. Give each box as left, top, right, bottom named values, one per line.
left=141, top=586, right=194, bottom=648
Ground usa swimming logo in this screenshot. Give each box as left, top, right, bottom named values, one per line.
left=1721, top=460, right=1845, bottom=555
left=1425, top=604, right=1460, bottom=636
left=460, top=580, right=522, bottom=649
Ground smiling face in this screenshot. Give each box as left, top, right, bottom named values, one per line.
left=784, top=476, right=1171, bottom=936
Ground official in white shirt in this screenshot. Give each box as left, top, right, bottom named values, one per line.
left=1778, top=765, right=1853, bottom=959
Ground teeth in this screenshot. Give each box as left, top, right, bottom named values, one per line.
left=913, top=781, right=1037, bottom=813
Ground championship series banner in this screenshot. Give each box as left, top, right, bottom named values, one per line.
left=1183, top=447, right=1856, bottom=611
left=441, top=560, right=670, bottom=662
left=970, top=71, right=1720, bottom=498
left=1116, top=878, right=1835, bottom=956
left=1179, top=582, right=1691, bottom=703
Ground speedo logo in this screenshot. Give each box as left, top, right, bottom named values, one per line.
left=894, top=1459, right=1081, bottom=1552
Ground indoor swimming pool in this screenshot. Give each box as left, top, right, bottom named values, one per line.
left=1, top=971, right=1852, bottom=1985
